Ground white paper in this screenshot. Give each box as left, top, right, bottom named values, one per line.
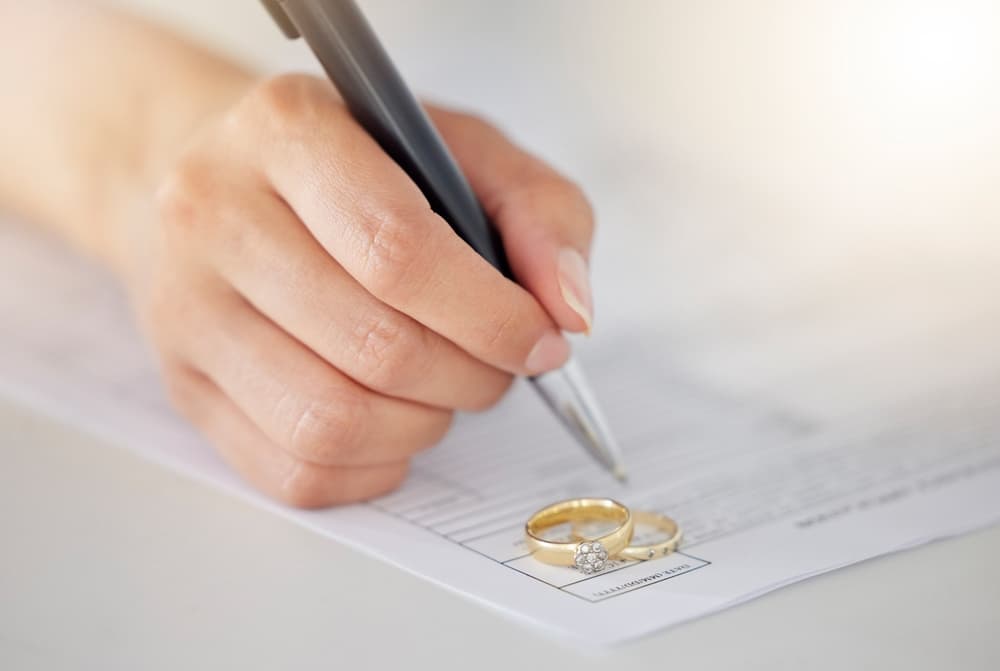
left=3, top=220, right=1000, bottom=646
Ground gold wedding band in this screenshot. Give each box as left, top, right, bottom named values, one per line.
left=525, top=498, right=633, bottom=573
left=614, top=510, right=682, bottom=561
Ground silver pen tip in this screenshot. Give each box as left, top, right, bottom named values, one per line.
left=613, top=465, right=628, bottom=484
left=530, top=357, right=628, bottom=481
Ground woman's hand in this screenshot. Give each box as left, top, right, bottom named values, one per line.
left=120, top=74, right=595, bottom=507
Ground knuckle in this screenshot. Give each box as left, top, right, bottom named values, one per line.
left=247, top=74, right=319, bottom=125
left=154, top=158, right=216, bottom=237
left=356, top=206, right=427, bottom=303
left=277, top=461, right=336, bottom=509
left=349, top=311, right=428, bottom=393
left=507, top=172, right=595, bottom=240
left=287, top=392, right=368, bottom=464
left=240, top=74, right=343, bottom=136
left=155, top=160, right=254, bottom=264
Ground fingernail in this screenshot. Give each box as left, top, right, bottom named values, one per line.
left=525, top=330, right=571, bottom=374
left=557, top=247, right=594, bottom=334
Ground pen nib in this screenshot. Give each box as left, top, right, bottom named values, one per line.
left=530, top=357, right=628, bottom=481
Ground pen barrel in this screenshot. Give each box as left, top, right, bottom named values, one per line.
left=275, top=0, right=513, bottom=277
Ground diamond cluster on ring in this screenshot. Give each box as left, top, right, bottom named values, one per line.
left=574, top=541, right=609, bottom=574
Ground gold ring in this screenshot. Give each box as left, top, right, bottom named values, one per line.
left=525, top=498, right=633, bottom=573
left=614, top=510, right=682, bottom=561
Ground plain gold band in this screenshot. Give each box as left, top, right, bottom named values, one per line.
left=614, top=510, right=682, bottom=561
left=524, top=498, right=633, bottom=566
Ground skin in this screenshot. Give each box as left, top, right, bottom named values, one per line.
left=0, top=3, right=595, bottom=507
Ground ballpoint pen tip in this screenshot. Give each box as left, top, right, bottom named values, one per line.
left=613, top=466, right=628, bottom=484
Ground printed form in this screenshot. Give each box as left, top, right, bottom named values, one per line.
left=3, top=221, right=1000, bottom=644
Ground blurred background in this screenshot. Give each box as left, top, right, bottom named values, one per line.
left=105, top=0, right=1000, bottom=412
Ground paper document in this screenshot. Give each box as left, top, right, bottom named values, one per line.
left=3, top=221, right=1000, bottom=645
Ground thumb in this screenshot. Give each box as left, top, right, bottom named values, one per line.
left=428, top=106, right=595, bottom=334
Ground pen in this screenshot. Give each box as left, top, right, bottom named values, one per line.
left=260, top=0, right=626, bottom=481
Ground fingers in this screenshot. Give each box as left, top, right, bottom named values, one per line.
left=164, top=366, right=408, bottom=508
left=239, top=75, right=570, bottom=376
left=428, top=105, right=596, bottom=334
left=173, top=287, right=454, bottom=469
left=143, top=74, right=598, bottom=509
left=206, top=186, right=513, bottom=411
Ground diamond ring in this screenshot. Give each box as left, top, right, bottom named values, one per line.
left=524, top=498, right=633, bottom=573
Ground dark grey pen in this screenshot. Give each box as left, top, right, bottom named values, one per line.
left=261, top=0, right=626, bottom=480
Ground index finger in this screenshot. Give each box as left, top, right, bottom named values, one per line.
left=242, top=75, right=570, bottom=376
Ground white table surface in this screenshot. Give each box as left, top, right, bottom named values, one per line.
left=4, top=1, right=1000, bottom=668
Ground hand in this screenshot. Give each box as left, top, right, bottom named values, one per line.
left=121, top=74, right=595, bottom=507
